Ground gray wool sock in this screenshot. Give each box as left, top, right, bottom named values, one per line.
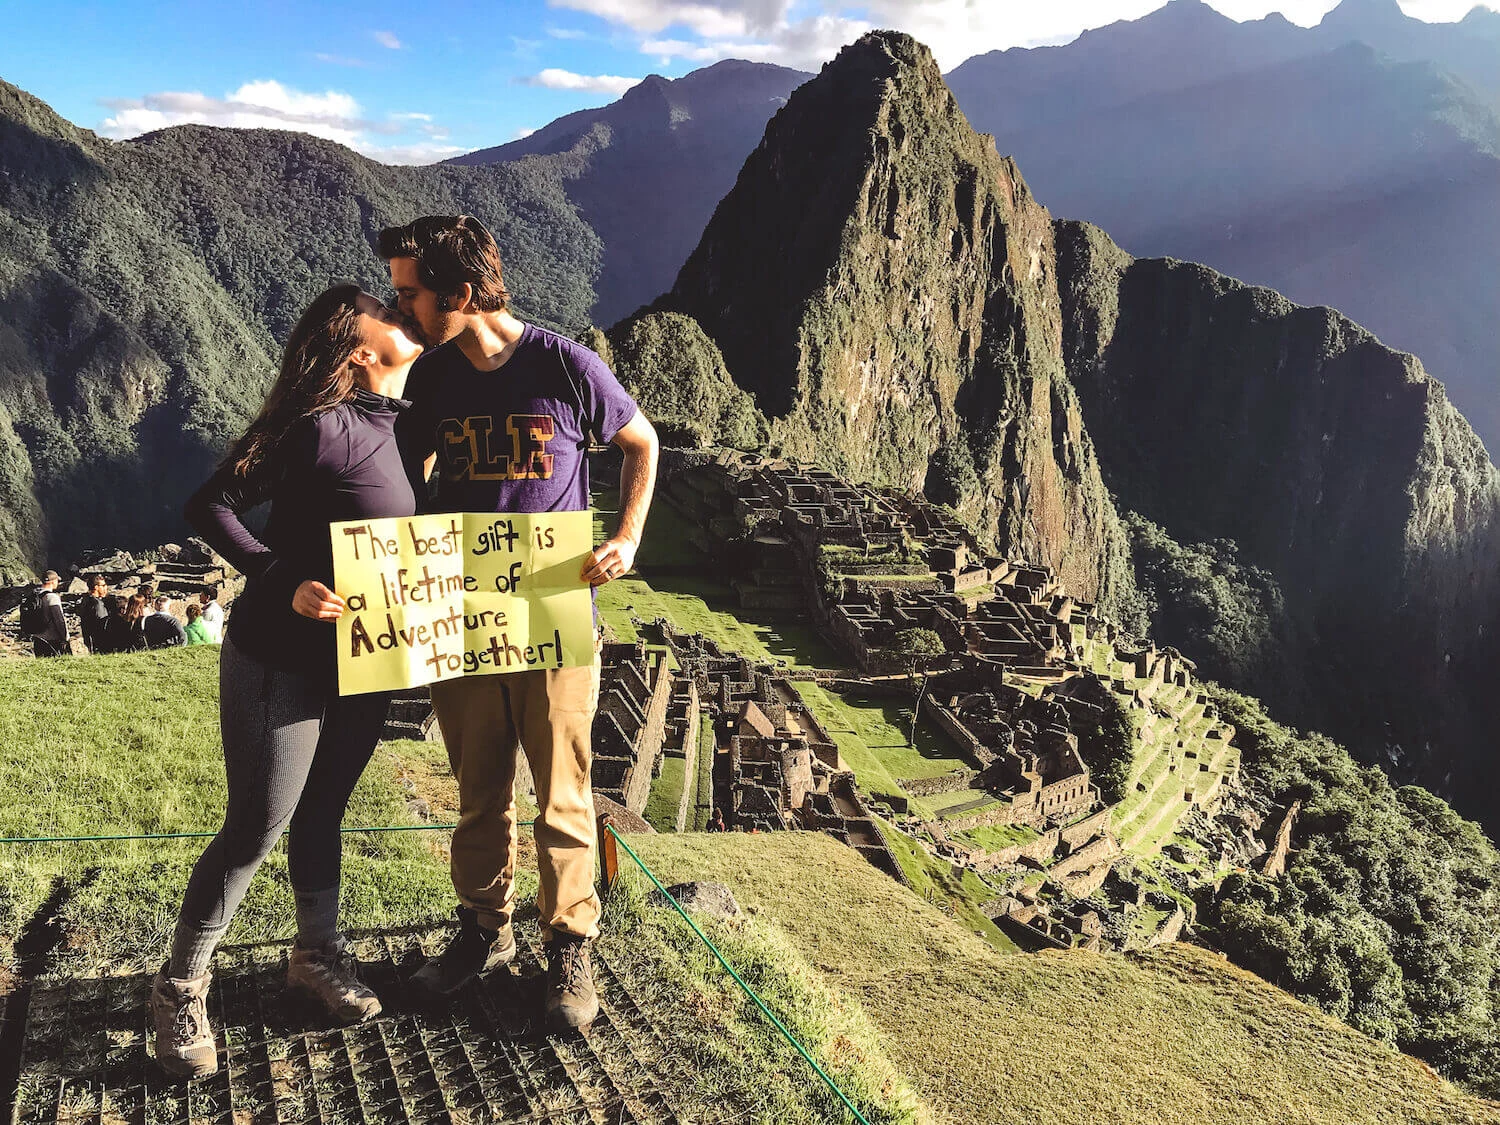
left=293, top=885, right=341, bottom=949
left=169, top=920, right=230, bottom=980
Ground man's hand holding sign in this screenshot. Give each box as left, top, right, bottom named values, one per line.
left=329, top=511, right=597, bottom=695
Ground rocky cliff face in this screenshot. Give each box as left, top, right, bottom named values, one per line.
left=659, top=31, right=1134, bottom=608
left=1057, top=218, right=1500, bottom=804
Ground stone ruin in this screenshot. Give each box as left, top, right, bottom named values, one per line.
left=591, top=641, right=675, bottom=815
left=644, top=618, right=906, bottom=882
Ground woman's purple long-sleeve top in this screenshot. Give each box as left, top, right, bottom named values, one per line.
left=184, top=388, right=418, bottom=683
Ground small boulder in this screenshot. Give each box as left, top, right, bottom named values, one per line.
left=180, top=538, right=220, bottom=566
left=159, top=543, right=183, bottom=562
left=67, top=577, right=90, bottom=595
left=77, top=548, right=135, bottom=574
left=647, top=881, right=743, bottom=922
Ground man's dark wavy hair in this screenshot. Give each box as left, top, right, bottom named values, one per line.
left=378, top=215, right=510, bottom=312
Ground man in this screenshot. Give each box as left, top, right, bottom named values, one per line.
left=381, top=215, right=658, bottom=1032
left=143, top=595, right=187, bottom=649
left=78, top=573, right=115, bottom=654
left=197, top=587, right=225, bottom=643
left=23, top=570, right=69, bottom=657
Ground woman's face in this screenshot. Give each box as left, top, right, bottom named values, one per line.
left=354, top=293, right=423, bottom=372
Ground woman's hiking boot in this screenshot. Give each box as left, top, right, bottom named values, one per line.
left=411, top=906, right=517, bottom=1001
left=286, top=935, right=382, bottom=1023
left=150, top=965, right=218, bottom=1078
left=544, top=933, right=598, bottom=1033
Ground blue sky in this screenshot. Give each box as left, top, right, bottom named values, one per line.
left=0, top=0, right=1491, bottom=163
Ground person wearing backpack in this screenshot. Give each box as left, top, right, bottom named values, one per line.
left=22, top=570, right=69, bottom=657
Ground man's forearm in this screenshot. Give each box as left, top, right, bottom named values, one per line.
left=615, top=441, right=658, bottom=547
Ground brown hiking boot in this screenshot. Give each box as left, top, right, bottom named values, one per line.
left=411, top=907, right=517, bottom=1002
left=286, top=936, right=382, bottom=1023
left=545, top=934, right=598, bottom=1033
left=150, top=965, right=218, bottom=1079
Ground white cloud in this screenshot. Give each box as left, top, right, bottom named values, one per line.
left=546, top=25, right=590, bottom=38
left=98, top=80, right=459, bottom=164
left=549, top=0, right=786, bottom=37
left=313, top=52, right=370, bottom=67
left=520, top=67, right=642, bottom=94
left=360, top=142, right=468, bottom=165
left=514, top=126, right=538, bottom=139
left=100, top=81, right=370, bottom=145
left=373, top=30, right=402, bottom=49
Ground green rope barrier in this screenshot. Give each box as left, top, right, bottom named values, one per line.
left=604, top=823, right=875, bottom=1125
left=0, top=821, right=536, bottom=845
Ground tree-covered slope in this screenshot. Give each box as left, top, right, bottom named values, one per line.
left=0, top=78, right=600, bottom=570
left=1057, top=216, right=1500, bottom=823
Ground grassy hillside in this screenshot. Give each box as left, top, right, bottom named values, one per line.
left=4, top=648, right=1495, bottom=1123
left=627, top=832, right=1499, bottom=1125
left=0, top=648, right=457, bottom=976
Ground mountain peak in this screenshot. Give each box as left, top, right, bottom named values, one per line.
left=822, top=29, right=939, bottom=80
left=1319, top=0, right=1410, bottom=30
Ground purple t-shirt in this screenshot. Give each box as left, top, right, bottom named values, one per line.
left=401, top=324, right=638, bottom=514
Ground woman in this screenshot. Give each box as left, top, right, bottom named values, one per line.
left=182, top=602, right=212, bottom=646
left=103, top=593, right=149, bottom=654
left=150, top=285, right=422, bottom=1079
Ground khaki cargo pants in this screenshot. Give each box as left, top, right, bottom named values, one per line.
left=430, top=646, right=603, bottom=941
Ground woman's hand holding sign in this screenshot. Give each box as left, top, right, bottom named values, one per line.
left=293, top=580, right=347, bottom=621
left=582, top=534, right=637, bottom=586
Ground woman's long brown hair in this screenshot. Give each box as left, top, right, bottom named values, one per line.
left=223, top=284, right=365, bottom=476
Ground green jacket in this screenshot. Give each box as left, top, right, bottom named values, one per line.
left=183, top=619, right=214, bottom=646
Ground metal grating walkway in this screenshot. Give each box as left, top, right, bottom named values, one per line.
left=6, top=927, right=744, bottom=1125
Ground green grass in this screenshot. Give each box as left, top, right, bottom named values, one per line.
left=955, top=823, right=1039, bottom=852
left=600, top=867, right=929, bottom=1125
left=0, top=649, right=459, bottom=975
left=692, top=713, right=716, bottom=831
left=643, top=754, right=688, bottom=833
left=874, top=820, right=1016, bottom=953
left=626, top=832, right=1500, bottom=1125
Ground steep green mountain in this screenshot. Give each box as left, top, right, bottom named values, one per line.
left=0, top=78, right=599, bottom=571
left=609, top=30, right=1500, bottom=834
left=652, top=33, right=1135, bottom=611
left=1056, top=217, right=1500, bottom=816
left=450, top=60, right=810, bottom=326
left=948, top=0, right=1500, bottom=447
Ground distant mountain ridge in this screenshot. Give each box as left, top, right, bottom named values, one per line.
left=440, top=1, right=1500, bottom=450
left=948, top=0, right=1500, bottom=445
left=450, top=59, right=811, bottom=326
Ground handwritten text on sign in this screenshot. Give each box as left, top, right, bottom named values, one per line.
left=330, top=512, right=594, bottom=696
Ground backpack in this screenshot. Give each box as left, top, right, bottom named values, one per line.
left=18, top=587, right=48, bottom=636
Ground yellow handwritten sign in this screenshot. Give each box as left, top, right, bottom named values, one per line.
left=331, top=512, right=595, bottom=696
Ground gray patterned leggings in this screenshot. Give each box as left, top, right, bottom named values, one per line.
left=168, top=636, right=390, bottom=976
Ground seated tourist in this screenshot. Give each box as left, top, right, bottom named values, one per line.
left=197, top=587, right=225, bottom=643
left=144, top=596, right=187, bottom=648
left=104, top=594, right=150, bottom=653
left=183, top=602, right=212, bottom=646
